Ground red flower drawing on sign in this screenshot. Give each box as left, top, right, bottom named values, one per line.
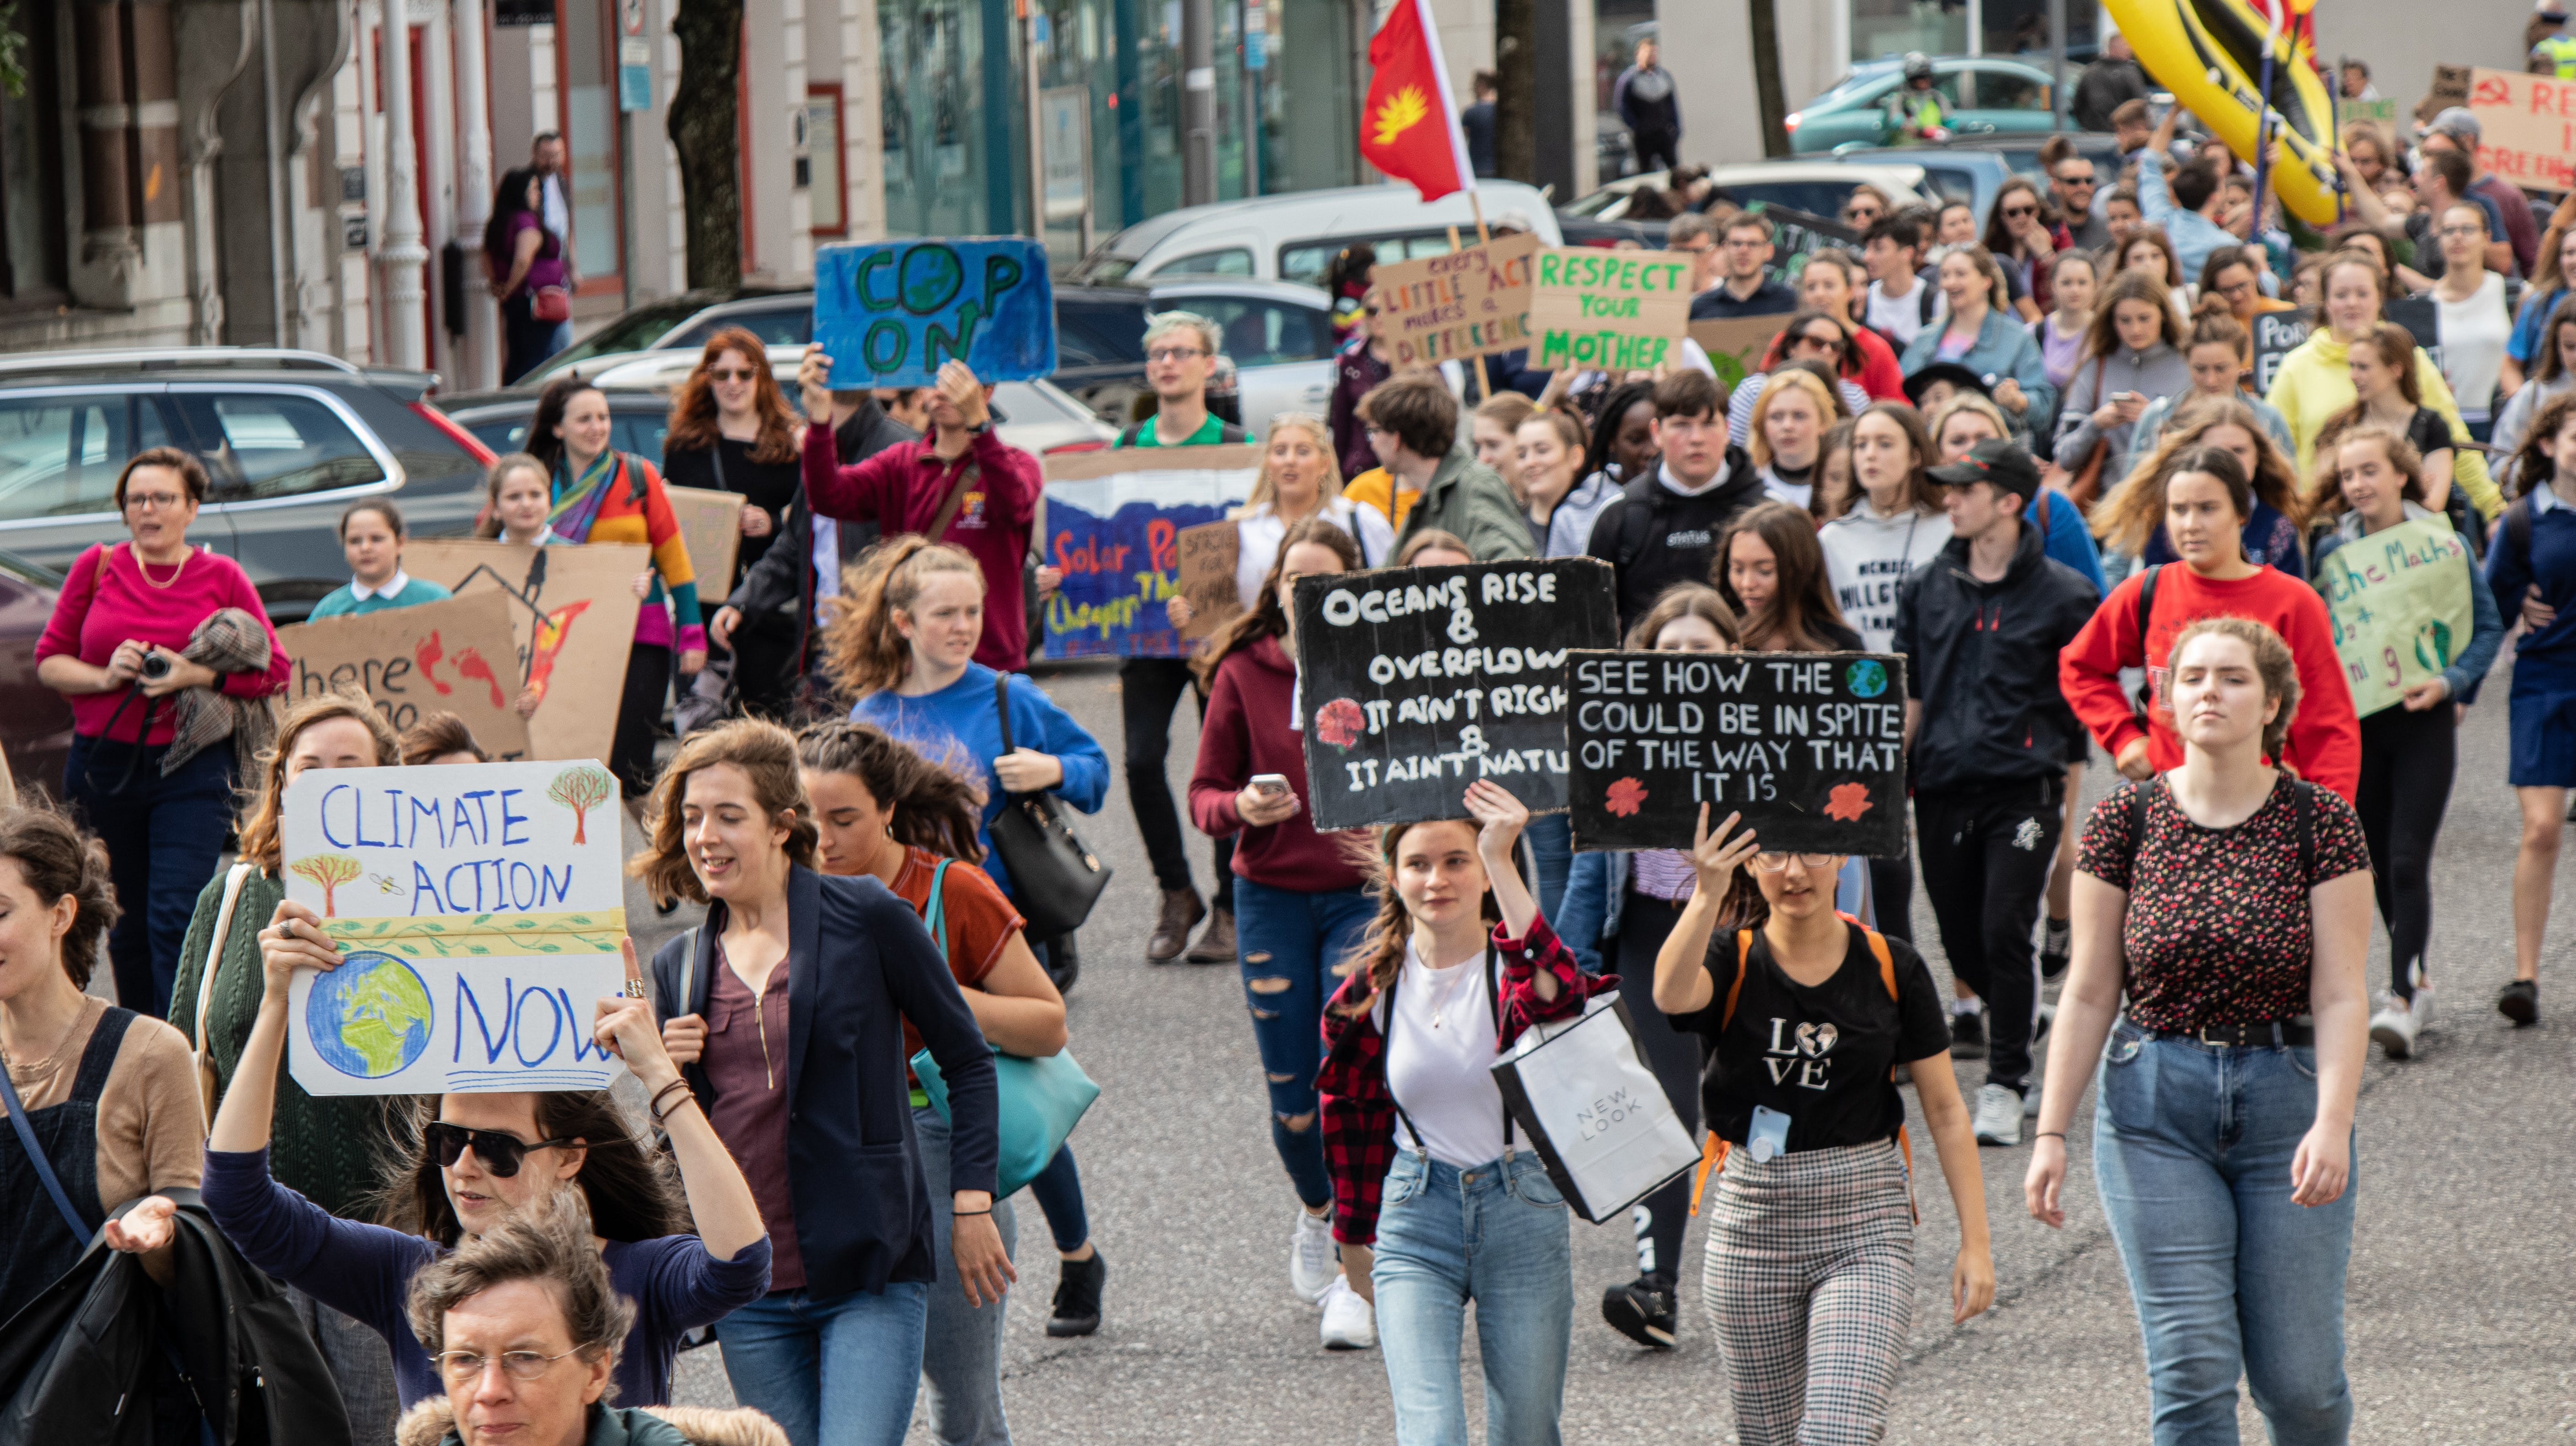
left=1316, top=698, right=1367, bottom=750
left=1823, top=781, right=1874, bottom=823
left=1604, top=777, right=1648, bottom=818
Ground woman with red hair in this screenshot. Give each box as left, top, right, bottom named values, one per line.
left=662, top=327, right=807, bottom=715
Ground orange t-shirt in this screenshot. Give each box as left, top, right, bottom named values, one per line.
left=889, top=845, right=1026, bottom=1061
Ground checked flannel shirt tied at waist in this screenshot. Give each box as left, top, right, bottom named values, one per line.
left=1316, top=915, right=1608, bottom=1246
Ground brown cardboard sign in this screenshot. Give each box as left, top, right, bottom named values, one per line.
left=2419, top=63, right=2471, bottom=125
left=1688, top=315, right=1792, bottom=382
left=1528, top=248, right=1693, bottom=373
left=1367, top=233, right=1544, bottom=367
left=275, top=591, right=533, bottom=758
left=2463, top=66, right=2576, bottom=192
left=402, top=540, right=649, bottom=764
left=665, top=485, right=746, bottom=599
left=1174, top=519, right=1243, bottom=640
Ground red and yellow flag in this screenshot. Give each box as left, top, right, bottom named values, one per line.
left=1359, top=0, right=1473, bottom=203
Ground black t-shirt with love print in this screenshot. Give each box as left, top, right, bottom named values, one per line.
left=1672, top=921, right=1953, bottom=1154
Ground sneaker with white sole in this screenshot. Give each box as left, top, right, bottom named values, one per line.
left=1972, top=1082, right=2024, bottom=1146
left=2411, top=983, right=2435, bottom=1035
left=2369, top=993, right=2419, bottom=1060
left=1320, top=1274, right=1376, bottom=1350
left=1288, top=1208, right=1337, bottom=1305
left=2022, top=1077, right=2043, bottom=1117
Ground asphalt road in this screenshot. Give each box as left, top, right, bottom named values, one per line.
left=638, top=656, right=2576, bottom=1444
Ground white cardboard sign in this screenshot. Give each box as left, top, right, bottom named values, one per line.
left=281, top=760, right=629, bottom=1095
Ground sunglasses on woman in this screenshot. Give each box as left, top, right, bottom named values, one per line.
left=423, top=1121, right=579, bottom=1177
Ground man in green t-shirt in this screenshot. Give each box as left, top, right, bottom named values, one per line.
left=1115, top=309, right=1249, bottom=449
left=1113, top=309, right=1245, bottom=962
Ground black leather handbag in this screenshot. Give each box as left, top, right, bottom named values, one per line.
left=988, top=673, right=1112, bottom=939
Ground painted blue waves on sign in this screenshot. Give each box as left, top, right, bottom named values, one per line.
left=812, top=238, right=1057, bottom=388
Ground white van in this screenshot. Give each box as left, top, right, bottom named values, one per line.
left=1065, top=180, right=1564, bottom=290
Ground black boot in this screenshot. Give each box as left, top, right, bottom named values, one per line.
left=1048, top=1250, right=1106, bottom=1337
left=1601, top=1273, right=1677, bottom=1349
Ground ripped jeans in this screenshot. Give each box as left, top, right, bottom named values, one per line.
left=1232, top=875, right=1378, bottom=1208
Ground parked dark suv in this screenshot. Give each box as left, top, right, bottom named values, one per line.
left=0, top=348, right=497, bottom=624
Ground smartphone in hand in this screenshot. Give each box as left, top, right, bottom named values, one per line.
left=1250, top=774, right=1290, bottom=798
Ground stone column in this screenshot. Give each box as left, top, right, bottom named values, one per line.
left=378, top=0, right=428, bottom=367
left=454, top=0, right=498, bottom=386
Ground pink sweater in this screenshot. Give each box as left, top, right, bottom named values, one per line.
left=35, top=543, right=292, bottom=745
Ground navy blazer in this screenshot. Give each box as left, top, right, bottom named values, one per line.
left=650, top=865, right=998, bottom=1299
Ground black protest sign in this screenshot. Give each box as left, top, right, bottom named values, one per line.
left=1294, top=558, right=1619, bottom=831
left=2251, top=312, right=2311, bottom=395
left=1565, top=650, right=1908, bottom=857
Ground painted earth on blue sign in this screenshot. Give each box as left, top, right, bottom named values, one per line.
left=1043, top=498, right=1231, bottom=658
left=307, top=949, right=434, bottom=1079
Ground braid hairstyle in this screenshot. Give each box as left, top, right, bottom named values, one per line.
left=819, top=536, right=986, bottom=699
left=1331, top=818, right=1501, bottom=1017
left=794, top=719, right=988, bottom=863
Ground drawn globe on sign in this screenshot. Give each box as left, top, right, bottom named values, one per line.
left=2413, top=618, right=2455, bottom=673
left=899, top=247, right=965, bottom=313
left=1845, top=659, right=1888, bottom=699
left=306, top=949, right=433, bottom=1079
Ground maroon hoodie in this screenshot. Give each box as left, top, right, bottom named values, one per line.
left=1189, top=634, right=1372, bottom=893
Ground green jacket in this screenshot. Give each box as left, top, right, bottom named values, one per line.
left=171, top=867, right=419, bottom=1220
left=1392, top=443, right=1535, bottom=563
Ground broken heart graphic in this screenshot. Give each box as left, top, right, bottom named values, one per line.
left=1795, top=1021, right=1839, bottom=1057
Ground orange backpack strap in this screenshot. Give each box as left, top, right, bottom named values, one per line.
left=1690, top=931, right=1759, bottom=1217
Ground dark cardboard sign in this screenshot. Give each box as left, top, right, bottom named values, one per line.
left=1293, top=558, right=1619, bottom=831
left=1565, top=649, right=1908, bottom=857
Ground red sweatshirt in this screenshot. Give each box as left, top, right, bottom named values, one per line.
left=36, top=543, right=291, bottom=745
left=2058, top=563, right=2360, bottom=801
left=1850, top=325, right=1909, bottom=402
left=802, top=420, right=1039, bottom=671
left=1189, top=635, right=1372, bottom=893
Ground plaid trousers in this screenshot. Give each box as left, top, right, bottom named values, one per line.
left=1700, top=1137, right=1916, bottom=1446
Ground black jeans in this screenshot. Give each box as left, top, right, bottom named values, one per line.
left=1867, top=845, right=1915, bottom=946
left=2355, top=703, right=2456, bottom=998
left=1120, top=656, right=1232, bottom=909
left=723, top=611, right=804, bottom=722
left=612, top=643, right=674, bottom=799
left=1612, top=893, right=1701, bottom=1284
left=1630, top=128, right=1680, bottom=174
left=500, top=291, right=555, bottom=385
left=1915, top=780, right=2062, bottom=1092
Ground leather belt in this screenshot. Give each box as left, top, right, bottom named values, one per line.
left=2151, top=1019, right=2316, bottom=1048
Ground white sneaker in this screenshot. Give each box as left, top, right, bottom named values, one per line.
left=2022, top=1077, right=2044, bottom=1118
left=1320, top=1273, right=1377, bottom=1350
left=1289, top=1207, right=1337, bottom=1305
left=2411, top=984, right=2436, bottom=1035
left=2369, top=994, right=2419, bottom=1060
left=1972, top=1083, right=2024, bottom=1146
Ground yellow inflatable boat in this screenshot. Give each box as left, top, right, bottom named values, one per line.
left=2106, top=0, right=2341, bottom=226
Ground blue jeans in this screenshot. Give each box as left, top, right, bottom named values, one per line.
left=912, top=1102, right=1017, bottom=1446
left=1025, top=1145, right=1088, bottom=1252
left=2094, top=1023, right=2356, bottom=1446
left=1372, top=1150, right=1573, bottom=1446
left=1232, top=876, right=1377, bottom=1208
left=714, top=1281, right=931, bottom=1446
left=1521, top=813, right=1571, bottom=928
left=65, top=734, right=234, bottom=1018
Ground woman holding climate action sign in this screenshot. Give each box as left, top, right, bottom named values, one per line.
left=2309, top=426, right=2501, bottom=1058
left=1185, top=518, right=1385, bottom=1351
left=195, top=881, right=770, bottom=1419
left=2060, top=445, right=2360, bottom=801
left=2482, top=393, right=2576, bottom=1029
left=1556, top=584, right=1742, bottom=1352
left=1315, top=778, right=1607, bottom=1443
left=168, top=692, right=410, bottom=1439
left=1650, top=802, right=1991, bottom=1445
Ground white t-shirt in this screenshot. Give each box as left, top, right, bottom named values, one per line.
left=2435, top=271, right=2512, bottom=423
left=1232, top=498, right=1394, bottom=607
left=1758, top=464, right=1813, bottom=511
left=1383, top=941, right=1507, bottom=1169
left=1866, top=276, right=1940, bottom=345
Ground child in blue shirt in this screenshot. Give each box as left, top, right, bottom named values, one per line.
left=307, top=499, right=452, bottom=618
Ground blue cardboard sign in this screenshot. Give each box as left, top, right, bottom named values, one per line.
left=1040, top=444, right=1264, bottom=659
left=812, top=238, right=1058, bottom=388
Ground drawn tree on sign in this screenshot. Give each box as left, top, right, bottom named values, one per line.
left=549, top=765, right=618, bottom=845
left=290, top=854, right=363, bottom=917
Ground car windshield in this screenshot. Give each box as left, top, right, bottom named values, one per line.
left=1066, top=251, right=1140, bottom=286
left=541, top=297, right=710, bottom=369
